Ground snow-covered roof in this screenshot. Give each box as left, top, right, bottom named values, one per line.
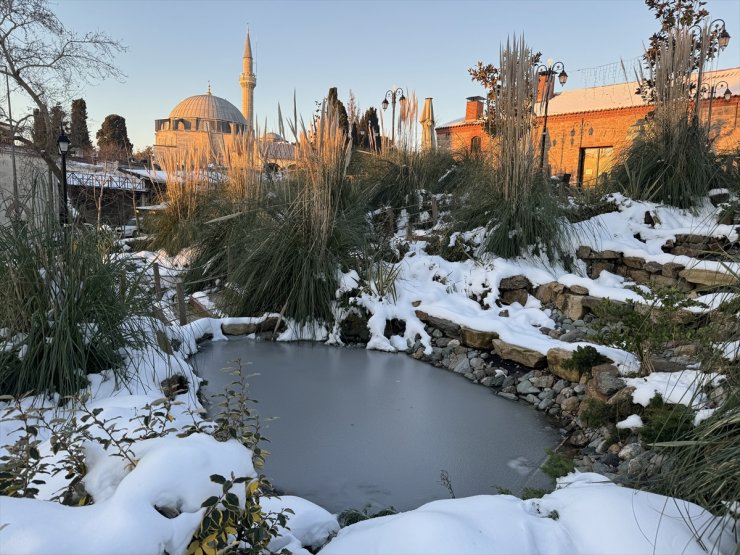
left=541, top=66, right=740, bottom=116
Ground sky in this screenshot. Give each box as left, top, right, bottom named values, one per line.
left=46, top=0, right=740, bottom=152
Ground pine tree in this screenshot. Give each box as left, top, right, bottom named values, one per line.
left=70, top=98, right=92, bottom=155
left=96, top=114, right=133, bottom=161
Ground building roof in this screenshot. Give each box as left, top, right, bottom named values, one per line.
left=436, top=117, right=484, bottom=130
left=169, top=92, right=247, bottom=124
left=541, top=66, right=740, bottom=116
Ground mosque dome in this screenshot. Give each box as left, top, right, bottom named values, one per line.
left=169, top=91, right=246, bottom=124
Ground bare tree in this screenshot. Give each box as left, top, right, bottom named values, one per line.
left=0, top=0, right=125, bottom=182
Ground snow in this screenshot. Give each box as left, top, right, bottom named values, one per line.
left=616, top=414, right=644, bottom=429
left=625, top=370, right=722, bottom=407
left=320, top=472, right=735, bottom=555
left=2, top=193, right=739, bottom=553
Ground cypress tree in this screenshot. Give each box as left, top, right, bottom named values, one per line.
left=96, top=114, right=133, bottom=160
left=70, top=98, right=92, bottom=155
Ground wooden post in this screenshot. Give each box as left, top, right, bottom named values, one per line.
left=153, top=262, right=162, bottom=300
left=176, top=282, right=187, bottom=326
left=385, top=206, right=394, bottom=236
left=431, top=197, right=439, bottom=221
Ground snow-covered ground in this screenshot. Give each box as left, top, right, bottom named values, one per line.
left=1, top=195, right=738, bottom=554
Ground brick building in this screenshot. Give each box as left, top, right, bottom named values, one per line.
left=436, top=67, right=740, bottom=187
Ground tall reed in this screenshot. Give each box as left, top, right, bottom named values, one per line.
left=614, top=29, right=729, bottom=208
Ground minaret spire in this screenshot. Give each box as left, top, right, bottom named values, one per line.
left=240, top=29, right=256, bottom=133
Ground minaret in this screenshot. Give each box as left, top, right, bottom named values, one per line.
left=240, top=30, right=256, bottom=133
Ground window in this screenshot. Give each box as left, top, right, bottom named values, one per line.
left=578, top=146, right=613, bottom=188
left=471, top=136, right=481, bottom=153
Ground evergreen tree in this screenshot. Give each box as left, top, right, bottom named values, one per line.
left=96, top=114, right=133, bottom=160
left=356, top=107, right=380, bottom=151
left=32, top=109, right=46, bottom=149
left=69, top=98, right=92, bottom=155
left=32, top=105, right=67, bottom=153
left=327, top=87, right=349, bottom=137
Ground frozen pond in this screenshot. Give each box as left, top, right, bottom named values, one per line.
left=194, top=338, right=559, bottom=513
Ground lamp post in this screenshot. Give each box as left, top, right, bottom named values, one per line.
left=57, top=129, right=70, bottom=226
left=0, top=65, right=19, bottom=218
left=534, top=60, right=567, bottom=170
left=381, top=87, right=406, bottom=146
left=688, top=19, right=731, bottom=119
left=701, top=80, right=732, bottom=133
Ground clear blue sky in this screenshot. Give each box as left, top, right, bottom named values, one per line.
left=54, top=0, right=740, bottom=152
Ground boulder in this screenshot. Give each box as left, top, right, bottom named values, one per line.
left=568, top=285, right=589, bottom=295
left=547, top=347, right=580, bottom=382
left=643, top=261, right=663, bottom=274
left=560, top=396, right=580, bottom=413
left=516, top=379, right=540, bottom=395
left=499, top=275, right=532, bottom=291
left=460, top=327, right=499, bottom=350
left=661, top=262, right=685, bottom=279
left=576, top=245, right=593, bottom=259
left=585, top=380, right=608, bottom=402
left=493, top=339, right=547, bottom=368
left=562, top=294, right=587, bottom=320
left=530, top=374, right=555, bottom=389
left=589, top=261, right=615, bottom=279
left=622, top=257, right=645, bottom=270
left=535, top=282, right=565, bottom=305
left=415, top=310, right=461, bottom=338
left=679, top=268, right=736, bottom=287
left=500, top=289, right=529, bottom=306
left=222, top=322, right=258, bottom=336
left=591, top=363, right=625, bottom=396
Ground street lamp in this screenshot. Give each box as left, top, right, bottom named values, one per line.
left=380, top=87, right=406, bottom=146
left=57, top=129, right=70, bottom=226
left=688, top=19, right=731, bottom=116
left=534, top=60, right=567, bottom=170
left=701, top=80, right=732, bottom=133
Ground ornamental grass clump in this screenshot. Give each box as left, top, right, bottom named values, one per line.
left=188, top=99, right=368, bottom=325
left=464, top=36, right=570, bottom=262
left=613, top=29, right=729, bottom=208
left=0, top=213, right=153, bottom=396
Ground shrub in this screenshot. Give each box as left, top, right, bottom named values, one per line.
left=0, top=218, right=153, bottom=396
left=640, top=394, right=694, bottom=444
left=579, top=399, right=614, bottom=428
left=540, top=448, right=575, bottom=481
left=563, top=346, right=610, bottom=374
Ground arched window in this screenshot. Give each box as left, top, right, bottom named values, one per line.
left=471, top=136, right=481, bottom=153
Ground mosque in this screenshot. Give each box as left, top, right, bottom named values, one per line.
left=153, top=31, right=292, bottom=167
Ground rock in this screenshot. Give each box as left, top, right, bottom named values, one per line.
left=627, top=457, right=644, bottom=476
left=678, top=268, right=736, bottom=287
left=560, top=396, right=580, bottom=413
left=591, top=364, right=625, bottom=396
left=560, top=329, right=587, bottom=343
left=481, top=375, right=502, bottom=387
left=460, top=327, right=499, bottom=349
left=585, top=380, right=608, bottom=402
left=576, top=245, right=593, bottom=259
left=161, top=374, right=189, bottom=399
left=644, top=261, right=663, bottom=274
left=538, top=398, right=554, bottom=411
left=622, top=257, right=645, bottom=270
left=500, top=289, right=529, bottom=306
left=661, top=262, right=685, bottom=278
left=499, top=275, right=532, bottom=291
left=573, top=384, right=587, bottom=395
left=155, top=330, right=174, bottom=355
left=498, top=392, right=518, bottom=401
left=603, top=453, right=620, bottom=467
left=492, top=339, right=547, bottom=368
left=607, top=386, right=637, bottom=412
left=435, top=337, right=451, bottom=348
left=547, top=348, right=581, bottom=382
left=552, top=379, right=567, bottom=394
left=595, top=250, right=622, bottom=259
left=415, top=310, right=461, bottom=338
left=525, top=394, right=540, bottom=405
left=618, top=442, right=644, bottom=460
left=499, top=309, right=509, bottom=317
left=452, top=357, right=471, bottom=374
left=568, top=430, right=589, bottom=447
left=222, top=322, right=258, bottom=336
left=709, top=190, right=730, bottom=206
left=589, top=261, right=615, bottom=279
left=339, top=312, right=371, bottom=343
left=649, top=356, right=685, bottom=373
left=470, top=357, right=485, bottom=370
left=568, top=285, right=589, bottom=295
left=530, top=374, right=555, bottom=389
left=563, top=294, right=587, bottom=320
left=516, top=379, right=541, bottom=395
left=534, top=282, right=565, bottom=305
